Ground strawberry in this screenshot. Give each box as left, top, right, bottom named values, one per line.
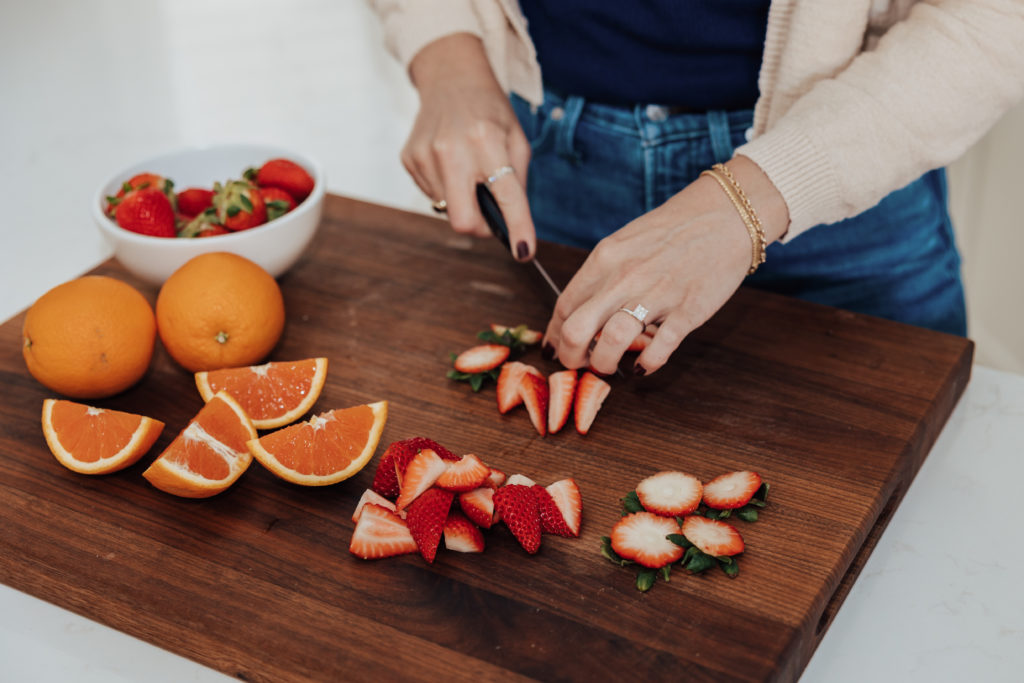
left=453, top=344, right=510, bottom=374
left=213, top=179, right=267, bottom=231
left=115, top=188, right=176, bottom=237
left=545, top=478, right=582, bottom=537
left=519, top=371, right=549, bottom=436
left=176, top=187, right=215, bottom=218
left=490, top=324, right=542, bottom=345
left=196, top=223, right=229, bottom=238
left=505, top=473, right=536, bottom=487
left=351, top=489, right=399, bottom=523
left=627, top=331, right=655, bottom=352
left=405, top=488, right=455, bottom=563
left=547, top=370, right=577, bottom=434
left=259, top=186, right=297, bottom=221
left=496, top=362, right=541, bottom=414
left=574, top=371, right=611, bottom=435
left=493, top=484, right=542, bottom=554
left=107, top=173, right=175, bottom=216
left=533, top=485, right=575, bottom=537
left=635, top=471, right=703, bottom=517
left=680, top=515, right=744, bottom=557
left=485, top=467, right=506, bottom=489
left=349, top=503, right=418, bottom=560
left=702, top=471, right=763, bottom=510
left=371, top=437, right=458, bottom=498
left=395, top=448, right=448, bottom=512
left=443, top=511, right=485, bottom=553
left=253, top=158, right=315, bottom=202
left=458, top=487, right=496, bottom=529
left=436, top=453, right=490, bottom=492
left=609, top=512, right=684, bottom=569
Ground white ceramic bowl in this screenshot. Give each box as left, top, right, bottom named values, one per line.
left=93, top=143, right=325, bottom=285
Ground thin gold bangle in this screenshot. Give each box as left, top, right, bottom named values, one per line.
left=712, top=163, right=767, bottom=271
left=700, top=166, right=766, bottom=274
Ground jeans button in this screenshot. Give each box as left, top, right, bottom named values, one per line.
left=550, top=106, right=565, bottom=121
left=645, top=104, right=668, bottom=122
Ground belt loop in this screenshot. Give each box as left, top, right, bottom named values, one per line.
left=706, top=110, right=734, bottom=164
left=555, top=95, right=585, bottom=162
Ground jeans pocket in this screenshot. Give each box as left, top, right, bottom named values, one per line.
left=511, top=93, right=558, bottom=154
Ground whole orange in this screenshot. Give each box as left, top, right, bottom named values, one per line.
left=156, top=252, right=285, bottom=372
left=22, top=275, right=156, bottom=399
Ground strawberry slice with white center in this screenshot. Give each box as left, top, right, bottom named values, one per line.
left=547, top=369, right=578, bottom=434
left=702, top=471, right=763, bottom=510
left=635, top=471, right=703, bottom=517
left=395, top=448, right=448, bottom=512
left=436, top=453, right=490, bottom=492
left=349, top=503, right=418, bottom=560
left=494, top=484, right=542, bottom=554
left=519, top=371, right=549, bottom=436
left=371, top=436, right=458, bottom=498
left=545, top=478, right=582, bottom=537
left=351, top=489, right=401, bottom=523
left=458, top=486, right=496, bottom=529
left=405, top=487, right=455, bottom=563
left=574, top=371, right=611, bottom=435
left=496, top=362, right=542, bottom=414
left=443, top=510, right=485, bottom=553
left=681, top=515, right=744, bottom=557
left=532, top=485, right=576, bottom=537
left=453, top=344, right=510, bottom=373
left=485, top=467, right=506, bottom=489
left=609, top=512, right=684, bottom=569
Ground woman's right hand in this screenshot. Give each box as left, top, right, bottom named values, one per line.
left=403, top=33, right=537, bottom=260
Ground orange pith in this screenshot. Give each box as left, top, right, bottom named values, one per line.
left=195, top=358, right=327, bottom=429
left=41, top=399, right=164, bottom=474
left=247, top=401, right=388, bottom=486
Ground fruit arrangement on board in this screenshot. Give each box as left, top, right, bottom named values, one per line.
left=103, top=158, right=314, bottom=239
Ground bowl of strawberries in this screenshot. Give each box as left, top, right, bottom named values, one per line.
left=93, top=144, right=325, bottom=284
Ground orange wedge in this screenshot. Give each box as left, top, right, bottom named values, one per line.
left=142, top=391, right=257, bottom=498
left=195, top=357, right=328, bottom=429
left=41, top=399, right=164, bottom=474
left=247, top=401, right=388, bottom=486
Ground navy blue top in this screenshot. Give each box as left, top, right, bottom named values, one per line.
left=518, top=0, right=770, bottom=110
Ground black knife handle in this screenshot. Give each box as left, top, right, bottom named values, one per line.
left=476, top=183, right=512, bottom=253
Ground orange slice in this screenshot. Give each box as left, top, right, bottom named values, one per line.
left=194, top=357, right=328, bottom=430
left=41, top=399, right=164, bottom=474
left=247, top=401, right=388, bottom=486
left=142, top=391, right=257, bottom=498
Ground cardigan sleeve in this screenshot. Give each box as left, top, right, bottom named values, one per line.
left=366, top=0, right=486, bottom=72
left=736, top=0, right=1024, bottom=242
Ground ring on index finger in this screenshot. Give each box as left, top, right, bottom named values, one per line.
left=618, top=304, right=650, bottom=333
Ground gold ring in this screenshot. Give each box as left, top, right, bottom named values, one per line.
left=431, top=199, right=447, bottom=213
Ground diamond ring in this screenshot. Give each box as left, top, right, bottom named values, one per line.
left=618, top=304, right=650, bottom=333
left=485, top=165, right=515, bottom=185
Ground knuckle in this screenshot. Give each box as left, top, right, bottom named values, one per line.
left=600, top=323, right=633, bottom=348
left=560, top=321, right=590, bottom=349
left=553, top=297, right=575, bottom=322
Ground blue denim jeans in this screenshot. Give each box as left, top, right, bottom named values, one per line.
left=511, top=89, right=967, bottom=336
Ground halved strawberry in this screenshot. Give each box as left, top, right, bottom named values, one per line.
left=453, top=344, right=510, bottom=374
left=505, top=473, right=536, bottom=487
left=493, top=484, right=542, bottom=554
left=519, top=372, right=549, bottom=436
left=490, top=324, right=542, bottom=345
left=485, top=468, right=506, bottom=489
left=351, top=489, right=399, bottom=523
left=497, top=362, right=542, bottom=414
left=443, top=511, right=485, bottom=553
left=574, top=371, right=611, bottom=435
left=609, top=512, right=683, bottom=569
left=702, top=471, right=763, bottom=510
left=349, top=503, right=418, bottom=560
left=371, top=437, right=458, bottom=498
left=532, top=485, right=575, bottom=537
left=458, top=487, right=496, bottom=529
left=547, top=370, right=578, bottom=434
left=681, top=515, right=744, bottom=557
left=436, top=453, right=490, bottom=492
left=405, top=488, right=455, bottom=563
left=635, top=471, right=703, bottom=517
left=545, top=478, right=582, bottom=537
left=395, top=448, right=448, bottom=512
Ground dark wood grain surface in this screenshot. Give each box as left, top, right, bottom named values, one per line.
left=0, top=195, right=973, bottom=682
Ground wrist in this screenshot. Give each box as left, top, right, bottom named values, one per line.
left=409, top=33, right=498, bottom=94
left=723, top=155, right=790, bottom=243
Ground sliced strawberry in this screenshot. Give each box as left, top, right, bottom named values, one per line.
left=519, top=371, right=549, bottom=436
left=436, top=453, right=490, bottom=492
left=494, top=484, right=542, bottom=554
left=532, top=485, right=574, bottom=537
left=547, top=370, right=578, bottom=434
left=545, top=478, right=582, bottom=537
left=490, top=324, right=542, bottom=345
left=702, top=471, right=763, bottom=510
left=458, top=487, right=496, bottom=529
left=371, top=437, right=458, bottom=498
left=454, top=344, right=510, bottom=374
left=351, top=489, right=398, bottom=523
left=349, top=504, right=418, bottom=560
left=405, top=488, right=455, bottom=563
left=443, top=511, right=485, bottom=553
left=609, top=512, right=683, bottom=569
left=485, top=468, right=506, bottom=489
left=635, top=471, right=703, bottom=517
left=505, top=473, right=536, bottom=487
left=574, top=371, right=611, bottom=435
left=395, top=448, right=447, bottom=512
left=497, top=362, right=542, bottom=414
left=681, top=515, right=744, bottom=557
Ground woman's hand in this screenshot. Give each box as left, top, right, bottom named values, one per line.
left=544, top=156, right=790, bottom=376
left=403, top=33, right=537, bottom=260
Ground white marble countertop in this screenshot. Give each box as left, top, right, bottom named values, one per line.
left=2, top=2, right=1021, bottom=681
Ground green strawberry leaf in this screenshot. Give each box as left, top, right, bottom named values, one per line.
left=600, top=536, right=632, bottom=566
left=666, top=533, right=691, bottom=549
left=719, top=558, right=740, bottom=578
left=163, top=178, right=174, bottom=193
left=736, top=508, right=759, bottom=523
left=621, top=490, right=644, bottom=515
left=243, top=167, right=258, bottom=182
left=660, top=565, right=672, bottom=583
left=469, top=374, right=485, bottom=392
left=239, top=194, right=254, bottom=212
left=683, top=547, right=717, bottom=574
left=636, top=568, right=657, bottom=592
left=227, top=205, right=241, bottom=217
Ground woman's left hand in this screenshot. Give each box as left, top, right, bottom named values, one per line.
left=544, top=156, right=789, bottom=376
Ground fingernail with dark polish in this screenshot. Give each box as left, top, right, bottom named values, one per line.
left=516, top=241, right=530, bottom=260
left=541, top=343, right=554, bottom=360
left=633, top=365, right=646, bottom=377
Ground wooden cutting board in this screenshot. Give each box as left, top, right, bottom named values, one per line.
left=0, top=195, right=972, bottom=682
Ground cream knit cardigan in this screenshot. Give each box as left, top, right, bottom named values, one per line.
left=369, top=0, right=1024, bottom=241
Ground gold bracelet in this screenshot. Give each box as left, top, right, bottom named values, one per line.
left=700, top=163, right=767, bottom=274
